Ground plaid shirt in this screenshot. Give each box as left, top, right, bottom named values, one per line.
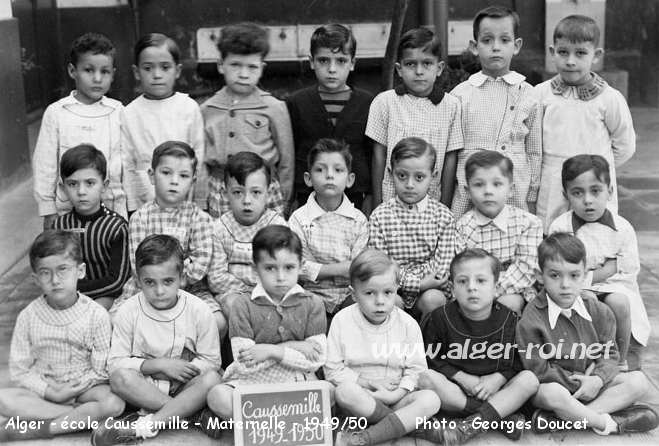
left=450, top=72, right=542, bottom=218
left=369, top=197, right=456, bottom=307
left=206, top=177, right=286, bottom=219
left=208, top=209, right=286, bottom=299
left=289, top=193, right=369, bottom=313
left=10, top=294, right=111, bottom=398
left=456, top=205, right=542, bottom=300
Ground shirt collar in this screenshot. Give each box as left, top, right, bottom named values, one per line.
left=394, top=82, right=445, bottom=105
left=550, top=72, right=607, bottom=101
left=547, top=294, right=592, bottom=329
left=304, top=192, right=361, bottom=220
left=468, top=70, right=526, bottom=87
left=251, top=283, right=305, bottom=305
left=472, top=205, right=509, bottom=232
left=205, top=86, right=269, bottom=109
left=63, top=90, right=118, bottom=109
left=571, top=209, right=617, bottom=232
left=395, top=195, right=429, bottom=213
left=72, top=204, right=106, bottom=223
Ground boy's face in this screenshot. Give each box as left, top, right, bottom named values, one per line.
left=550, top=39, right=602, bottom=86
left=392, top=155, right=436, bottom=205
left=134, top=44, right=181, bottom=100
left=33, top=252, right=85, bottom=310
left=304, top=152, right=354, bottom=203
left=68, top=52, right=115, bottom=105
left=564, top=169, right=612, bottom=222
left=149, top=155, right=195, bottom=208
left=217, top=53, right=264, bottom=97
left=225, top=169, right=269, bottom=226
left=309, top=47, right=355, bottom=93
left=470, top=16, right=522, bottom=78
left=452, top=258, right=496, bottom=319
left=537, top=257, right=586, bottom=309
left=351, top=267, right=398, bottom=325
left=137, top=257, right=182, bottom=310
left=466, top=165, right=512, bottom=218
left=395, top=48, right=444, bottom=97
left=62, top=167, right=107, bottom=216
left=254, top=249, right=301, bottom=302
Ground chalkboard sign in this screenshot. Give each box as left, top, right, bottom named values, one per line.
left=233, top=380, right=332, bottom=446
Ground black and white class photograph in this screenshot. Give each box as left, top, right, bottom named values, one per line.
left=0, top=0, right=658, bottom=445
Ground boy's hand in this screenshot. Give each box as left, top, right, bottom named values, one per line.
left=368, top=383, right=405, bottom=405
left=284, top=341, right=322, bottom=361
left=43, top=214, right=57, bottom=230
left=473, top=373, right=507, bottom=401
left=420, top=272, right=447, bottom=292
left=570, top=374, right=604, bottom=402
left=368, top=378, right=400, bottom=391
left=453, top=372, right=481, bottom=396
left=239, top=344, right=283, bottom=367
left=45, top=380, right=90, bottom=403
left=159, top=358, right=201, bottom=383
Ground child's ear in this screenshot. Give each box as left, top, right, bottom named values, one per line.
left=431, top=168, right=439, bottom=179
left=548, top=45, right=556, bottom=57
left=469, top=40, right=479, bottom=57
left=562, top=189, right=568, bottom=200
left=67, top=63, right=77, bottom=80
left=308, top=55, right=315, bottom=70
left=464, top=183, right=471, bottom=198
left=132, top=64, right=140, bottom=82
left=216, top=58, right=224, bottom=75
left=102, top=178, right=109, bottom=191
left=77, top=263, right=86, bottom=280
left=593, top=47, right=604, bottom=64
left=350, top=57, right=357, bottom=71
left=513, top=37, right=523, bottom=56
left=394, top=62, right=403, bottom=78
left=534, top=269, right=544, bottom=285
left=347, top=172, right=356, bottom=188
left=303, top=172, right=313, bottom=188
left=607, top=184, right=614, bottom=198
left=175, top=63, right=182, bottom=80
left=148, top=168, right=155, bottom=185
left=436, top=60, right=445, bottom=78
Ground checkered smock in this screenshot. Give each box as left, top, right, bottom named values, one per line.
left=10, top=294, right=111, bottom=397
left=208, top=209, right=286, bottom=302
left=289, top=193, right=369, bottom=313
left=111, top=201, right=218, bottom=312
left=456, top=205, right=542, bottom=301
left=366, top=89, right=463, bottom=202
left=450, top=72, right=542, bottom=218
left=369, top=198, right=456, bottom=307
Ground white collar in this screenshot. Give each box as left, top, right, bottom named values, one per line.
left=547, top=294, right=592, bottom=329
left=472, top=205, right=509, bottom=232
left=468, top=71, right=526, bottom=87
left=63, top=90, right=119, bottom=109
left=303, top=192, right=360, bottom=221
left=396, top=195, right=429, bottom=213
left=251, top=282, right=305, bottom=304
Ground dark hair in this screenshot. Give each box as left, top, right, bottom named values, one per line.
left=29, top=230, right=83, bottom=271
left=217, top=23, right=269, bottom=58
left=60, top=144, right=107, bottom=180
left=450, top=248, right=502, bottom=282
left=307, top=138, right=352, bottom=172
left=538, top=232, right=587, bottom=270
left=473, top=6, right=520, bottom=40
left=225, top=151, right=271, bottom=186
left=134, top=32, right=180, bottom=65
left=310, top=24, right=356, bottom=58
left=151, top=140, right=197, bottom=172
left=390, top=137, right=436, bottom=170
left=561, top=154, right=610, bottom=190
left=553, top=14, right=600, bottom=45
left=465, top=150, right=513, bottom=183
left=252, top=225, right=302, bottom=263
left=135, top=234, right=184, bottom=274
left=69, top=32, right=116, bottom=66
left=349, top=249, right=399, bottom=285
left=397, top=28, right=442, bottom=61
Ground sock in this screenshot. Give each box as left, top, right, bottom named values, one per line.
left=592, top=414, right=617, bottom=435
left=362, top=413, right=407, bottom=444
left=366, top=399, right=394, bottom=424
left=464, top=396, right=481, bottom=413
left=135, top=414, right=159, bottom=439
left=477, top=402, right=502, bottom=422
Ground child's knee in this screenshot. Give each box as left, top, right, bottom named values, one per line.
left=623, top=370, right=649, bottom=397
left=196, top=370, right=223, bottom=391
left=418, top=290, right=446, bottom=312
left=514, top=370, right=540, bottom=395
left=418, top=370, right=448, bottom=390
left=535, top=383, right=571, bottom=409
left=109, top=368, right=140, bottom=394
left=335, top=382, right=364, bottom=408
left=100, top=393, right=126, bottom=417
left=415, top=389, right=441, bottom=415
left=207, top=384, right=233, bottom=417
left=606, top=293, right=630, bottom=315
left=497, top=294, right=525, bottom=314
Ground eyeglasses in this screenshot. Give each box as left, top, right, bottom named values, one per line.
left=35, top=264, right=77, bottom=282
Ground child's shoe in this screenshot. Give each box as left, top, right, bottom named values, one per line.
left=498, top=412, right=526, bottom=441
left=531, top=409, right=563, bottom=434
left=188, top=406, right=224, bottom=439
left=611, top=404, right=659, bottom=433
left=91, top=412, right=142, bottom=446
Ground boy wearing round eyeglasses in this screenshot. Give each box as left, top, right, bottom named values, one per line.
left=0, top=230, right=125, bottom=442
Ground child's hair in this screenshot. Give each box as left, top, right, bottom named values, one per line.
left=29, top=230, right=83, bottom=271
left=553, top=14, right=600, bottom=45
left=224, top=151, right=271, bottom=186
left=134, top=32, right=180, bottom=64
left=252, top=225, right=302, bottom=263
left=60, top=144, right=107, bottom=180
left=465, top=150, right=513, bottom=183
left=349, top=249, right=399, bottom=285
left=135, top=234, right=184, bottom=274
left=151, top=140, right=198, bottom=172
left=473, top=6, right=520, bottom=40
left=310, top=24, right=356, bottom=58
left=397, top=28, right=442, bottom=61
left=69, top=32, right=116, bottom=66
left=217, top=23, right=270, bottom=58
left=450, top=248, right=502, bottom=282
left=390, top=137, right=436, bottom=170
left=538, top=232, right=587, bottom=270
left=307, top=138, right=353, bottom=172
left=561, top=154, right=610, bottom=190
